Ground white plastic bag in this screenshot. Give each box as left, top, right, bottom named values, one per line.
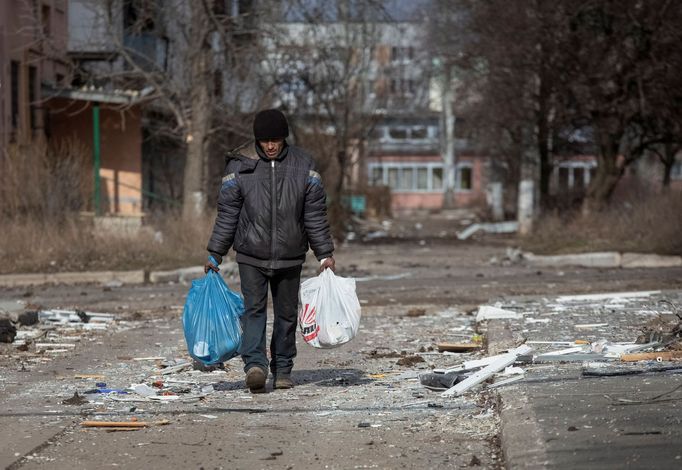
left=298, top=269, right=361, bottom=348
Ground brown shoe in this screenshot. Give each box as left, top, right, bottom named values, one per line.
left=274, top=376, right=294, bottom=390
left=245, top=367, right=266, bottom=393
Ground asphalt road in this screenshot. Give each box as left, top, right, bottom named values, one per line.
left=1, top=240, right=681, bottom=469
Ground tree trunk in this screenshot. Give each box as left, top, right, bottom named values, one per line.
left=661, top=142, right=675, bottom=188
left=582, top=117, right=624, bottom=214
left=182, top=7, right=212, bottom=220
left=536, top=76, right=552, bottom=209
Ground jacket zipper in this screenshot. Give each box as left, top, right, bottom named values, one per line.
left=270, top=159, right=276, bottom=269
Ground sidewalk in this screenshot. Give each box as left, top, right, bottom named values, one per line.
left=487, top=290, right=682, bottom=469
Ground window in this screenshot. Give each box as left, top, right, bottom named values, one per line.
left=389, top=78, right=415, bottom=96
left=368, top=164, right=449, bottom=192
left=400, top=168, right=414, bottom=190
left=416, top=168, right=428, bottom=190
left=371, top=167, right=383, bottom=185
left=28, top=66, right=38, bottom=130
left=391, top=46, right=414, bottom=62
left=10, top=61, right=20, bottom=131
left=432, top=168, right=443, bottom=190
left=411, top=127, right=427, bottom=139
left=388, top=128, right=408, bottom=140
left=387, top=168, right=399, bottom=189
left=573, top=167, right=585, bottom=189
left=458, top=166, right=472, bottom=191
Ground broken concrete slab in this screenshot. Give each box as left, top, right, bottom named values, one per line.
left=476, top=306, right=522, bottom=322
left=456, top=221, right=519, bottom=240
left=524, top=251, right=621, bottom=268
left=441, top=345, right=533, bottom=397
left=621, top=253, right=682, bottom=268
left=556, top=291, right=660, bottom=303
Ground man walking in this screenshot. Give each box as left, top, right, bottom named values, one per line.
left=205, top=109, right=335, bottom=393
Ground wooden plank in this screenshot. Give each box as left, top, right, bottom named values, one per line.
left=436, top=342, right=481, bottom=352
left=81, top=420, right=169, bottom=428
left=620, top=351, right=682, bottom=362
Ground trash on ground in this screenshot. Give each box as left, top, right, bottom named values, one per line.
left=476, top=306, right=522, bottom=322
left=81, top=419, right=169, bottom=428
left=436, top=342, right=481, bottom=352
left=441, top=345, right=533, bottom=397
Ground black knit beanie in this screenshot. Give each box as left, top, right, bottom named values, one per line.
left=253, top=109, right=289, bottom=141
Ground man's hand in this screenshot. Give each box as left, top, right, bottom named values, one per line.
left=204, top=260, right=220, bottom=273
left=319, top=257, right=336, bottom=273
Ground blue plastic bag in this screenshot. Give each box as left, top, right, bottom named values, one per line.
left=182, top=258, right=244, bottom=365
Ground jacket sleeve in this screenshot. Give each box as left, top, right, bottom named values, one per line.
left=206, top=160, right=243, bottom=261
left=303, top=164, right=334, bottom=260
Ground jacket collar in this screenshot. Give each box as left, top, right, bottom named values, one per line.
left=255, top=141, right=289, bottom=162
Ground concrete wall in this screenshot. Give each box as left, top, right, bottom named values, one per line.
left=47, top=98, right=143, bottom=214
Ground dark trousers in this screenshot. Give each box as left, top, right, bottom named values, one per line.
left=238, top=263, right=302, bottom=377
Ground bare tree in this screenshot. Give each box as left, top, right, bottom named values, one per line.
left=260, top=0, right=395, bottom=221
left=71, top=0, right=268, bottom=219
left=430, top=0, right=682, bottom=215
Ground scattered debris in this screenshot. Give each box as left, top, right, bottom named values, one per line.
left=574, top=323, right=609, bottom=330
left=81, top=419, right=169, bottom=428
left=476, top=306, right=522, bottom=322
left=456, top=221, right=518, bottom=240
left=62, top=392, right=88, bottom=405
left=17, top=311, right=39, bottom=326
left=436, top=342, right=481, bottom=353
left=441, top=345, right=533, bottom=397
left=406, top=308, right=427, bottom=317
left=620, top=351, right=682, bottom=362
left=419, top=371, right=467, bottom=391
left=396, top=355, right=425, bottom=367
left=0, top=318, right=17, bottom=343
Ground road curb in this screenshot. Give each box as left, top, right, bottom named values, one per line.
left=485, top=318, right=549, bottom=469
left=524, top=251, right=681, bottom=268
left=0, top=270, right=145, bottom=288
left=0, top=262, right=240, bottom=288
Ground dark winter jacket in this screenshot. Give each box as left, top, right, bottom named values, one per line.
left=207, top=141, right=334, bottom=269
